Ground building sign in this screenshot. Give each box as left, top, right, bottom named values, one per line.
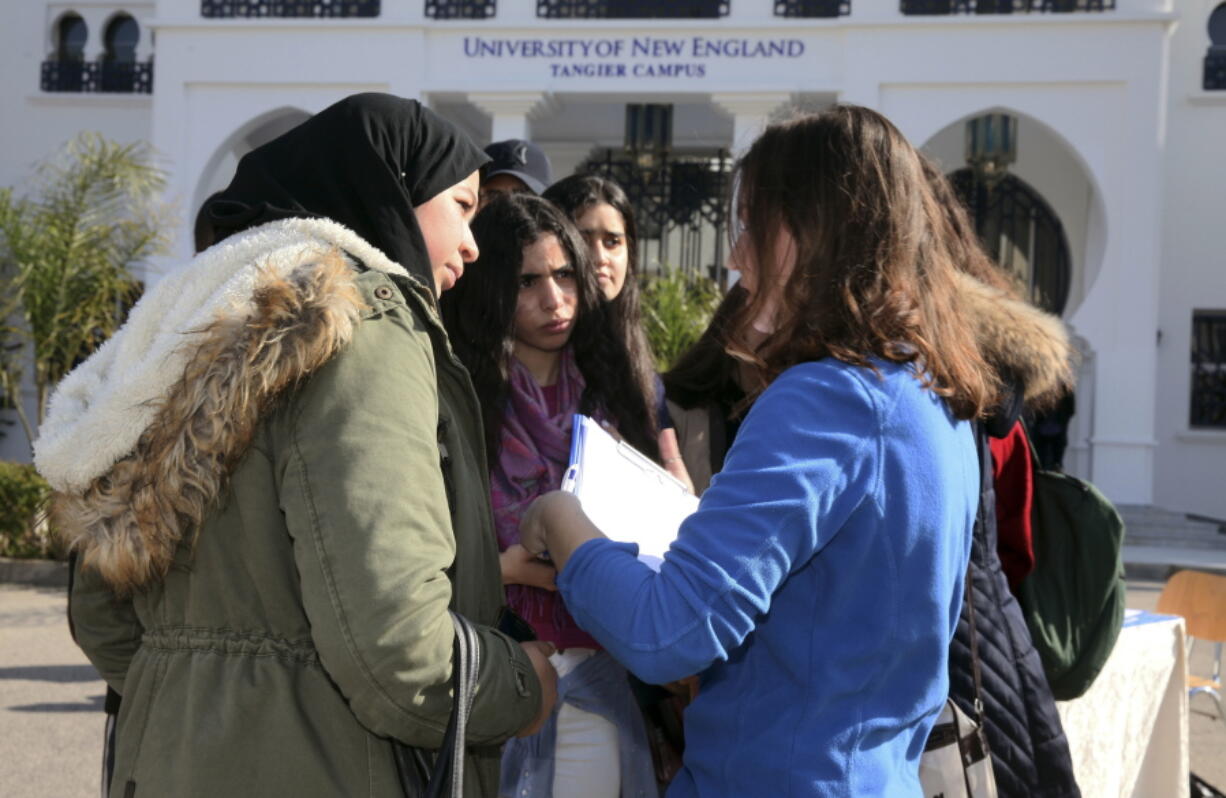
left=461, top=35, right=805, bottom=79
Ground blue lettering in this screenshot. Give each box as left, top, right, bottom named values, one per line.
left=633, top=38, right=684, bottom=58
left=550, top=62, right=628, bottom=78
left=630, top=62, right=706, bottom=78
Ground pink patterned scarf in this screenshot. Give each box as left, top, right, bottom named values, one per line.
left=490, top=347, right=602, bottom=649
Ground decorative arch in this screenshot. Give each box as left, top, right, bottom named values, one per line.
left=101, top=12, right=140, bottom=63
left=52, top=11, right=88, bottom=61
left=916, top=104, right=1107, bottom=320
left=1205, top=2, right=1226, bottom=90
left=907, top=103, right=1106, bottom=210
left=192, top=106, right=313, bottom=230
left=947, top=169, right=1072, bottom=315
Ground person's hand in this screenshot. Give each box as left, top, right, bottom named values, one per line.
left=658, top=428, right=695, bottom=495
left=516, top=640, right=558, bottom=738
left=500, top=544, right=557, bottom=591
left=520, top=491, right=601, bottom=572
left=518, top=491, right=579, bottom=558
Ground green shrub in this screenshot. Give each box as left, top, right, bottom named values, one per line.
left=641, top=268, right=722, bottom=371
left=0, top=461, right=61, bottom=559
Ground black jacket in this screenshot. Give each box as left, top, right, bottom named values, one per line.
left=948, top=412, right=1080, bottom=798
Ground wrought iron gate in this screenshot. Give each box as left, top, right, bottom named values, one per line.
left=949, top=168, right=1071, bottom=316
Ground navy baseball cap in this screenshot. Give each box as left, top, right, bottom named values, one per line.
left=482, top=139, right=553, bottom=195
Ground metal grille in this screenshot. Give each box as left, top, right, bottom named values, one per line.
left=579, top=149, right=733, bottom=284
left=201, top=0, right=380, bottom=17
left=40, top=60, right=153, bottom=94
left=426, top=0, right=495, bottom=18
left=1191, top=311, right=1226, bottom=428
left=538, top=0, right=728, bottom=18
left=949, top=169, right=1071, bottom=316
left=901, top=0, right=1113, bottom=13
left=774, top=0, right=850, bottom=16
left=1205, top=52, right=1226, bottom=91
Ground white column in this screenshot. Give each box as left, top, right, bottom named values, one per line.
left=710, top=92, right=793, bottom=156
left=467, top=92, right=555, bottom=144
left=1067, top=35, right=1170, bottom=505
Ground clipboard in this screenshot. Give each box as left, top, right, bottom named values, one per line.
left=561, top=414, right=698, bottom=571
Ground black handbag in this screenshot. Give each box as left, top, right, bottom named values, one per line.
left=394, top=612, right=482, bottom=798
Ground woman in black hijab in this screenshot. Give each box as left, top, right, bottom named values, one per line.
left=49, top=93, right=555, bottom=797
left=203, top=92, right=481, bottom=295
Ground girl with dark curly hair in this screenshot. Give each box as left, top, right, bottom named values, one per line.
left=440, top=192, right=658, bottom=798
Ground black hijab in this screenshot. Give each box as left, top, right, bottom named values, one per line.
left=203, top=93, right=487, bottom=292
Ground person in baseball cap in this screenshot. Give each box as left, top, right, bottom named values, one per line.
left=481, top=139, right=553, bottom=206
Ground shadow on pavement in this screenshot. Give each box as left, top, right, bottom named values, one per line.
left=9, top=693, right=105, bottom=713
left=0, top=664, right=101, bottom=683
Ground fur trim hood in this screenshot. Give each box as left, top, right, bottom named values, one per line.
left=34, top=218, right=420, bottom=594
left=953, top=270, right=1074, bottom=409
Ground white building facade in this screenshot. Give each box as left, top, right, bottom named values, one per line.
left=2, top=0, right=1225, bottom=525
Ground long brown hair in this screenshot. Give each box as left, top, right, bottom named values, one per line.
left=919, top=156, right=1023, bottom=299
left=728, top=105, right=998, bottom=420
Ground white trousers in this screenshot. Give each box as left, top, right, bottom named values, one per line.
left=550, top=649, right=621, bottom=798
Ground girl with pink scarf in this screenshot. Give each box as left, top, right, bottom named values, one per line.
left=441, top=193, right=662, bottom=798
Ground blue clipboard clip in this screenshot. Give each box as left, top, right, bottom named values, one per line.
left=560, top=463, right=580, bottom=494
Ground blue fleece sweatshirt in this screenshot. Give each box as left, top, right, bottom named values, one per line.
left=557, top=359, right=978, bottom=797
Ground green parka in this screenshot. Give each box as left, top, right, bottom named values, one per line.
left=38, top=218, right=540, bottom=797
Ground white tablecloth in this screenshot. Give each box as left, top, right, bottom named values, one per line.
left=1056, top=610, right=1189, bottom=798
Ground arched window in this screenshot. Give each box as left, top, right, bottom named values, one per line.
left=1211, top=3, right=1226, bottom=45
left=99, top=14, right=142, bottom=92
left=1206, top=3, right=1226, bottom=90
left=56, top=13, right=87, bottom=62
left=44, top=14, right=89, bottom=92
left=103, top=14, right=139, bottom=64
left=949, top=169, right=1072, bottom=316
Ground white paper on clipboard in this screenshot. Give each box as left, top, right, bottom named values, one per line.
left=561, top=414, right=698, bottom=571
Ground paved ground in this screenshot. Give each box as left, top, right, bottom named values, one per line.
left=0, top=584, right=104, bottom=798
left=1, top=580, right=1223, bottom=797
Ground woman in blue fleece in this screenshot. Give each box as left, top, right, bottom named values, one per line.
left=519, top=106, right=1002, bottom=797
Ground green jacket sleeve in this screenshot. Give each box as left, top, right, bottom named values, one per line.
left=276, top=297, right=540, bottom=748
left=68, top=556, right=142, bottom=694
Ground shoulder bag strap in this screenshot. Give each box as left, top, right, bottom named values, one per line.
left=423, top=612, right=481, bottom=798
left=395, top=612, right=482, bottom=798
left=967, top=424, right=989, bottom=727
left=965, top=561, right=986, bottom=725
